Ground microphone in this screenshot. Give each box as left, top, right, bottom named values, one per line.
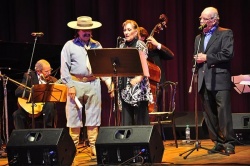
left=31, top=32, right=44, bottom=37
left=198, top=24, right=207, bottom=30
left=117, top=36, right=126, bottom=42
left=40, top=73, right=47, bottom=82
left=0, top=67, right=11, bottom=70
left=40, top=73, right=54, bottom=84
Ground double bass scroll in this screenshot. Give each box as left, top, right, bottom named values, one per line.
left=147, top=14, right=168, bottom=51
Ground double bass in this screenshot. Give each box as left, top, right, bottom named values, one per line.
left=147, top=14, right=168, bottom=113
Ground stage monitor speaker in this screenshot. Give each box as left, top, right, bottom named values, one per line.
left=6, top=128, right=76, bottom=166
left=163, top=111, right=208, bottom=140
left=95, top=125, right=164, bottom=165
left=232, top=113, right=250, bottom=144
left=232, top=113, right=250, bottom=130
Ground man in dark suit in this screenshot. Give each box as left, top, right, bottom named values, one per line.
left=194, top=7, right=235, bottom=154
left=13, top=59, right=58, bottom=129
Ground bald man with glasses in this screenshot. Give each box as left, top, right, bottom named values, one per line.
left=194, top=7, right=235, bottom=155
left=13, top=59, right=58, bottom=129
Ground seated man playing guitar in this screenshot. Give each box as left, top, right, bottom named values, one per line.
left=13, top=59, right=58, bottom=129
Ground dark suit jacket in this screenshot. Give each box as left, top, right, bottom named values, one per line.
left=194, top=27, right=234, bottom=92
left=148, top=45, right=174, bottom=83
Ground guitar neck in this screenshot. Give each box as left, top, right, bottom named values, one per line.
left=0, top=74, right=31, bottom=90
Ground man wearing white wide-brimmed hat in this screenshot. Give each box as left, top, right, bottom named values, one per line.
left=60, top=16, right=113, bottom=156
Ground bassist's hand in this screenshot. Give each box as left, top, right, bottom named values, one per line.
left=147, top=36, right=160, bottom=47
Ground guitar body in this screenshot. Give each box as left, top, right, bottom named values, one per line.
left=0, top=74, right=63, bottom=118
left=18, top=97, right=44, bottom=118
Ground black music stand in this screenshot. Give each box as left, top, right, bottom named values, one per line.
left=87, top=48, right=149, bottom=77
left=87, top=48, right=149, bottom=125
left=29, top=84, right=67, bottom=128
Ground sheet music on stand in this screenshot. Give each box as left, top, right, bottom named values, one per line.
left=28, top=83, right=67, bottom=103
left=87, top=48, right=149, bottom=77
left=231, top=74, right=250, bottom=94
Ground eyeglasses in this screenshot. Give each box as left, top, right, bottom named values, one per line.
left=199, top=17, right=213, bottom=21
left=42, top=68, right=53, bottom=73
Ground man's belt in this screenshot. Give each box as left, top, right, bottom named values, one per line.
left=71, top=75, right=96, bottom=82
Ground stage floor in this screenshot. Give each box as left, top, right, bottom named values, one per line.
left=1, top=139, right=249, bottom=165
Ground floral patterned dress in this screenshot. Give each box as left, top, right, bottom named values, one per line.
left=118, top=38, right=153, bottom=108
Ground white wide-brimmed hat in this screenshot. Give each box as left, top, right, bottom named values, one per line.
left=67, top=16, right=102, bottom=29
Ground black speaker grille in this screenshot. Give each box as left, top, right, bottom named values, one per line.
left=96, top=125, right=164, bottom=165
left=6, top=128, right=76, bottom=166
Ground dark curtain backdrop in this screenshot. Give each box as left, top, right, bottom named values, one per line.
left=0, top=0, right=250, bottom=130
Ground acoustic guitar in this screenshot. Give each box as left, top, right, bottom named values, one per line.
left=18, top=97, right=44, bottom=117
left=17, top=78, right=63, bottom=116
left=0, top=73, right=63, bottom=117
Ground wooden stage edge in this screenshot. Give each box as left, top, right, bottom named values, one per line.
left=0, top=139, right=250, bottom=165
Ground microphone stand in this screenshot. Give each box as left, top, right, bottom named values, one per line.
left=112, top=61, right=120, bottom=126
left=111, top=37, right=124, bottom=126
left=22, top=36, right=39, bottom=129
left=0, top=69, right=10, bottom=146
left=0, top=73, right=6, bottom=157
left=179, top=33, right=228, bottom=159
